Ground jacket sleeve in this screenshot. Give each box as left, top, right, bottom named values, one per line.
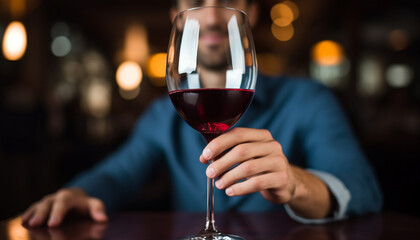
left=66, top=100, right=168, bottom=210
left=289, top=84, right=383, bottom=222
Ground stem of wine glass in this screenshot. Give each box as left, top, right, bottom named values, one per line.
left=204, top=161, right=218, bottom=233
left=200, top=135, right=220, bottom=235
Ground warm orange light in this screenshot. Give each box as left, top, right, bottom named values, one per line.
left=283, top=1, right=299, bottom=21
left=245, top=53, right=253, bottom=67
left=147, top=53, right=167, bottom=78
left=124, top=24, right=149, bottom=64
left=10, top=0, right=26, bottom=19
left=8, top=217, right=29, bottom=240
left=116, top=61, right=143, bottom=90
left=243, top=37, right=249, bottom=49
left=270, top=3, right=294, bottom=27
left=2, top=21, right=27, bottom=61
left=147, top=53, right=167, bottom=87
left=271, top=23, right=294, bottom=42
left=312, top=40, right=344, bottom=66
left=257, top=53, right=285, bottom=76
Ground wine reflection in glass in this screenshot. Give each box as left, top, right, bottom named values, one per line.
left=166, top=7, right=257, bottom=240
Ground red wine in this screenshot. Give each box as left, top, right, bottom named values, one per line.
left=169, top=88, right=254, bottom=142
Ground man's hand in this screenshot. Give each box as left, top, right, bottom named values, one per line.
left=21, top=188, right=108, bottom=227
left=200, top=127, right=333, bottom=219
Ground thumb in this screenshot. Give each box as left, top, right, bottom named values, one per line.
left=88, top=198, right=108, bottom=222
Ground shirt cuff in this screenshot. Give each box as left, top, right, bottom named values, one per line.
left=284, top=169, right=351, bottom=224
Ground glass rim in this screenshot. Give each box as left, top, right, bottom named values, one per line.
left=175, top=6, right=249, bottom=18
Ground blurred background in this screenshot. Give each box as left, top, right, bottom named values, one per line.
left=1, top=0, right=419, bottom=220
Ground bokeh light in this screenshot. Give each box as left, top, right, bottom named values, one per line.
left=10, top=0, right=26, bottom=19
left=119, top=86, right=141, bottom=100
left=388, top=29, right=409, bottom=51
left=147, top=53, right=167, bottom=87
left=116, top=61, right=143, bottom=91
left=283, top=1, right=299, bottom=21
left=124, top=24, right=149, bottom=64
left=310, top=58, right=350, bottom=88
left=8, top=218, right=29, bottom=239
left=386, top=64, right=413, bottom=88
left=271, top=23, right=294, bottom=42
left=245, top=52, right=253, bottom=67
left=257, top=53, right=285, bottom=76
left=358, top=57, right=384, bottom=96
left=51, top=22, right=70, bottom=38
left=270, top=3, right=294, bottom=27
left=82, top=50, right=107, bottom=76
left=147, top=53, right=167, bottom=82
left=51, top=36, right=72, bottom=57
left=82, top=79, right=112, bottom=118
left=312, top=40, right=344, bottom=66
left=243, top=37, right=249, bottom=49
left=2, top=21, right=27, bottom=61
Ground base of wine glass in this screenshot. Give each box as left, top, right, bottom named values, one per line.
left=176, top=233, right=245, bottom=240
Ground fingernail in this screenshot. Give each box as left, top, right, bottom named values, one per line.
left=206, top=167, right=215, bottom=178
left=202, top=148, right=212, bottom=160
left=95, top=211, right=108, bottom=221
left=226, top=188, right=234, bottom=196
left=215, top=179, right=223, bottom=189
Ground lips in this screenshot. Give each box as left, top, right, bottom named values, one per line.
left=200, top=33, right=226, bottom=45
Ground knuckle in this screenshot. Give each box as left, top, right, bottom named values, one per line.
left=29, top=202, right=42, bottom=210
left=262, top=129, right=272, bottom=139
left=278, top=157, right=287, bottom=169
left=232, top=128, right=246, bottom=141
left=270, top=153, right=286, bottom=170
left=240, top=161, right=255, bottom=175
left=234, top=144, right=249, bottom=158
left=276, top=172, right=289, bottom=186
left=270, top=140, right=282, bottom=150
left=251, top=177, right=266, bottom=190
left=41, top=194, right=54, bottom=202
left=56, top=189, right=72, bottom=199
left=231, top=127, right=243, bottom=134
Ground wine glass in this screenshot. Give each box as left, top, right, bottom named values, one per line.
left=166, top=6, right=257, bottom=240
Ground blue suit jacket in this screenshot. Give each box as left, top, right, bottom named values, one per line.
left=68, top=74, right=383, bottom=223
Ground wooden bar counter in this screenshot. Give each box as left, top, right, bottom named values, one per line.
left=1, top=211, right=419, bottom=239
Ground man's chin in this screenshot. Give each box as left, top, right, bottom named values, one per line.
left=199, top=62, right=229, bottom=71
left=198, top=49, right=229, bottom=71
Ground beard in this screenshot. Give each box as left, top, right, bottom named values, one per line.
left=198, top=25, right=231, bottom=71
left=198, top=46, right=231, bottom=71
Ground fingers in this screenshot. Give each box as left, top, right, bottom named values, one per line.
left=214, top=156, right=278, bottom=190
left=200, top=128, right=274, bottom=163
left=206, top=140, right=281, bottom=179
left=198, top=127, right=294, bottom=201
left=226, top=172, right=284, bottom=196
left=224, top=172, right=294, bottom=203
left=27, top=197, right=54, bottom=227
left=21, top=204, right=36, bottom=222
left=21, top=188, right=107, bottom=227
left=88, top=198, right=108, bottom=222
left=48, top=197, right=71, bottom=227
